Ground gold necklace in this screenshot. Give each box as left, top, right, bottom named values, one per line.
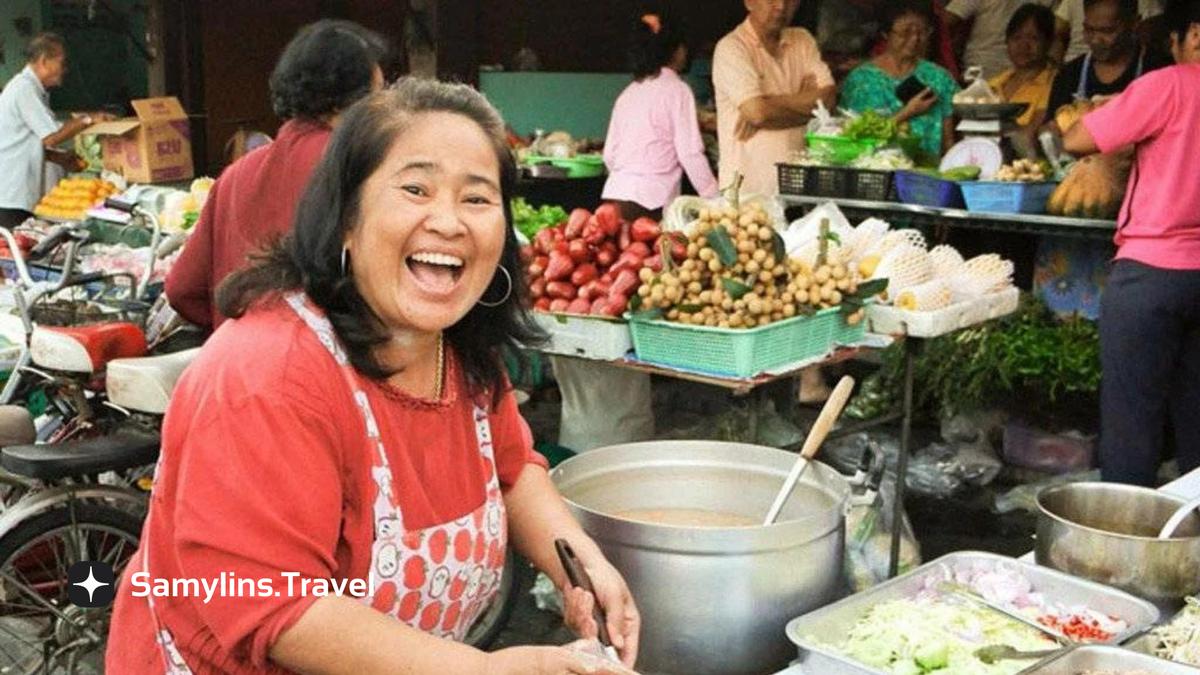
left=435, top=333, right=445, bottom=400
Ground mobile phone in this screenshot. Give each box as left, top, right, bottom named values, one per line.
left=895, top=76, right=928, bottom=104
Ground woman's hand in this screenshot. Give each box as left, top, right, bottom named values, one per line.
left=485, top=645, right=634, bottom=675
left=896, top=88, right=938, bottom=123
left=561, top=553, right=641, bottom=668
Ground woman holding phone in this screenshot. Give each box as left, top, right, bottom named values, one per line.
left=840, top=0, right=960, bottom=158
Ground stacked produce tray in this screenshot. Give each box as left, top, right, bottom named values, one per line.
left=1021, top=645, right=1200, bottom=674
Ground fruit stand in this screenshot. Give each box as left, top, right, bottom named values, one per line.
left=781, top=194, right=1116, bottom=240
left=521, top=189, right=1032, bottom=582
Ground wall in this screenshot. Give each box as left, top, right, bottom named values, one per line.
left=0, top=0, right=43, bottom=86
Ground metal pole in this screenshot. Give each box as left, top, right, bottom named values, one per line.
left=889, top=338, right=916, bottom=578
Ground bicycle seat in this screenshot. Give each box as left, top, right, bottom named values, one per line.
left=107, top=348, right=200, bottom=414
left=1, top=427, right=159, bottom=480
left=30, top=323, right=148, bottom=374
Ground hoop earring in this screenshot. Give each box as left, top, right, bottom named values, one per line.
left=341, top=248, right=349, bottom=277
left=477, top=266, right=513, bottom=308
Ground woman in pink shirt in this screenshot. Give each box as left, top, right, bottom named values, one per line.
left=1064, top=0, right=1200, bottom=485
left=602, top=14, right=719, bottom=221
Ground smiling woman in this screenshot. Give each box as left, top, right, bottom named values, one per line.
left=106, top=78, right=641, bottom=675
left=218, top=80, right=540, bottom=403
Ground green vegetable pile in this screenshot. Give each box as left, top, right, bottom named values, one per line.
left=915, top=165, right=983, bottom=182
left=846, top=295, right=1102, bottom=426
left=825, top=598, right=1058, bottom=674
left=844, top=111, right=898, bottom=144
left=511, top=198, right=568, bottom=241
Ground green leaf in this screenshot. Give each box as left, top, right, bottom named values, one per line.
left=630, top=307, right=664, bottom=322
left=721, top=278, right=752, bottom=300
left=629, top=294, right=643, bottom=312
left=823, top=231, right=842, bottom=245
left=707, top=227, right=738, bottom=266
left=854, top=278, right=889, bottom=298
left=771, top=229, right=787, bottom=262
left=555, top=314, right=568, bottom=324
left=676, top=304, right=704, bottom=314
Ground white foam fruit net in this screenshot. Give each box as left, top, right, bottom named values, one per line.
left=896, top=279, right=953, bottom=311
left=948, top=254, right=1014, bottom=302
left=873, top=245, right=934, bottom=301
left=928, top=244, right=965, bottom=279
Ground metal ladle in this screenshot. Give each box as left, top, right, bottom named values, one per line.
left=763, top=376, right=855, bottom=526
left=1158, top=495, right=1200, bottom=539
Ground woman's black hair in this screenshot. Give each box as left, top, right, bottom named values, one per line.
left=218, top=78, right=544, bottom=408
left=630, top=15, right=686, bottom=80
left=1163, top=0, right=1200, bottom=45
left=269, top=19, right=390, bottom=120
left=1006, top=3, right=1057, bottom=44
left=882, top=0, right=937, bottom=34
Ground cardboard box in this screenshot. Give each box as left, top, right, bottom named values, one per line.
left=85, top=97, right=193, bottom=184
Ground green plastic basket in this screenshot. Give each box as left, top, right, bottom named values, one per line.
left=805, top=134, right=881, bottom=166
left=831, top=312, right=868, bottom=346
left=524, top=154, right=606, bottom=178
left=629, top=308, right=843, bottom=377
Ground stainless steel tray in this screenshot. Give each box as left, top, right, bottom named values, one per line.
left=786, top=551, right=1161, bottom=675
left=1019, top=644, right=1200, bottom=673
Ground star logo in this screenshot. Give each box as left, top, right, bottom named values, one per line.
left=67, top=561, right=115, bottom=608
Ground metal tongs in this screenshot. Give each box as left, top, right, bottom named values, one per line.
left=555, top=539, right=621, bottom=664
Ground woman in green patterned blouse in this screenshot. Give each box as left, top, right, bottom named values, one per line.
left=839, top=0, right=961, bottom=159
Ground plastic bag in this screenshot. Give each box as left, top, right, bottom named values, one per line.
left=846, top=461, right=922, bottom=591
left=994, top=469, right=1100, bottom=514
left=952, top=67, right=1001, bottom=104
left=565, top=640, right=640, bottom=674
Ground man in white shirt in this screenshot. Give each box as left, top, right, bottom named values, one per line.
left=947, top=0, right=1057, bottom=79
left=1055, top=0, right=1164, bottom=61
left=0, top=33, right=100, bottom=229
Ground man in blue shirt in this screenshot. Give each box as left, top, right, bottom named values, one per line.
left=0, top=33, right=105, bottom=229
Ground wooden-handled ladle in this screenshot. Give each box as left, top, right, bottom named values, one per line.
left=762, top=375, right=856, bottom=526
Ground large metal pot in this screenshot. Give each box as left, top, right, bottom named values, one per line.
left=1035, top=482, right=1200, bottom=612
left=551, top=441, right=855, bottom=675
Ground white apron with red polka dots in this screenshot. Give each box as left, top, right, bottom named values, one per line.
left=142, top=293, right=508, bottom=673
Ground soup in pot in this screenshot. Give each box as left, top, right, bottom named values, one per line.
left=615, top=508, right=758, bottom=528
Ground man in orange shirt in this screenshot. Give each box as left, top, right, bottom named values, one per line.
left=713, top=0, right=837, bottom=198
left=714, top=0, right=837, bottom=401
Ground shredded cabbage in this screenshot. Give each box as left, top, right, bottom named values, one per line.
left=1152, top=596, right=1200, bottom=665
left=819, top=597, right=1059, bottom=674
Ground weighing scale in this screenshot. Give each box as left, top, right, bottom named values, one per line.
left=940, top=101, right=1030, bottom=179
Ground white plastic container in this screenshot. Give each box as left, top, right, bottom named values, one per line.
left=865, top=286, right=1019, bottom=338
left=531, top=311, right=632, bottom=361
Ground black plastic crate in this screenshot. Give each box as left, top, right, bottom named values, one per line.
left=777, top=163, right=895, bottom=201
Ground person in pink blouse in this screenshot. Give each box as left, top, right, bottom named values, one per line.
left=602, top=14, right=720, bottom=221
left=1063, top=0, right=1200, bottom=485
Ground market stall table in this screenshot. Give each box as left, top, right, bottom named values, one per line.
left=780, top=194, right=1116, bottom=241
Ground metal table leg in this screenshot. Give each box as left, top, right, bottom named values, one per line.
left=889, top=338, right=917, bottom=578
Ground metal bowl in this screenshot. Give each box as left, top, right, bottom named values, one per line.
left=1036, top=482, right=1200, bottom=612
left=552, top=441, right=851, bottom=675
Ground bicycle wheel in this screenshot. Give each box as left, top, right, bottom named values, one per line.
left=0, top=503, right=142, bottom=674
